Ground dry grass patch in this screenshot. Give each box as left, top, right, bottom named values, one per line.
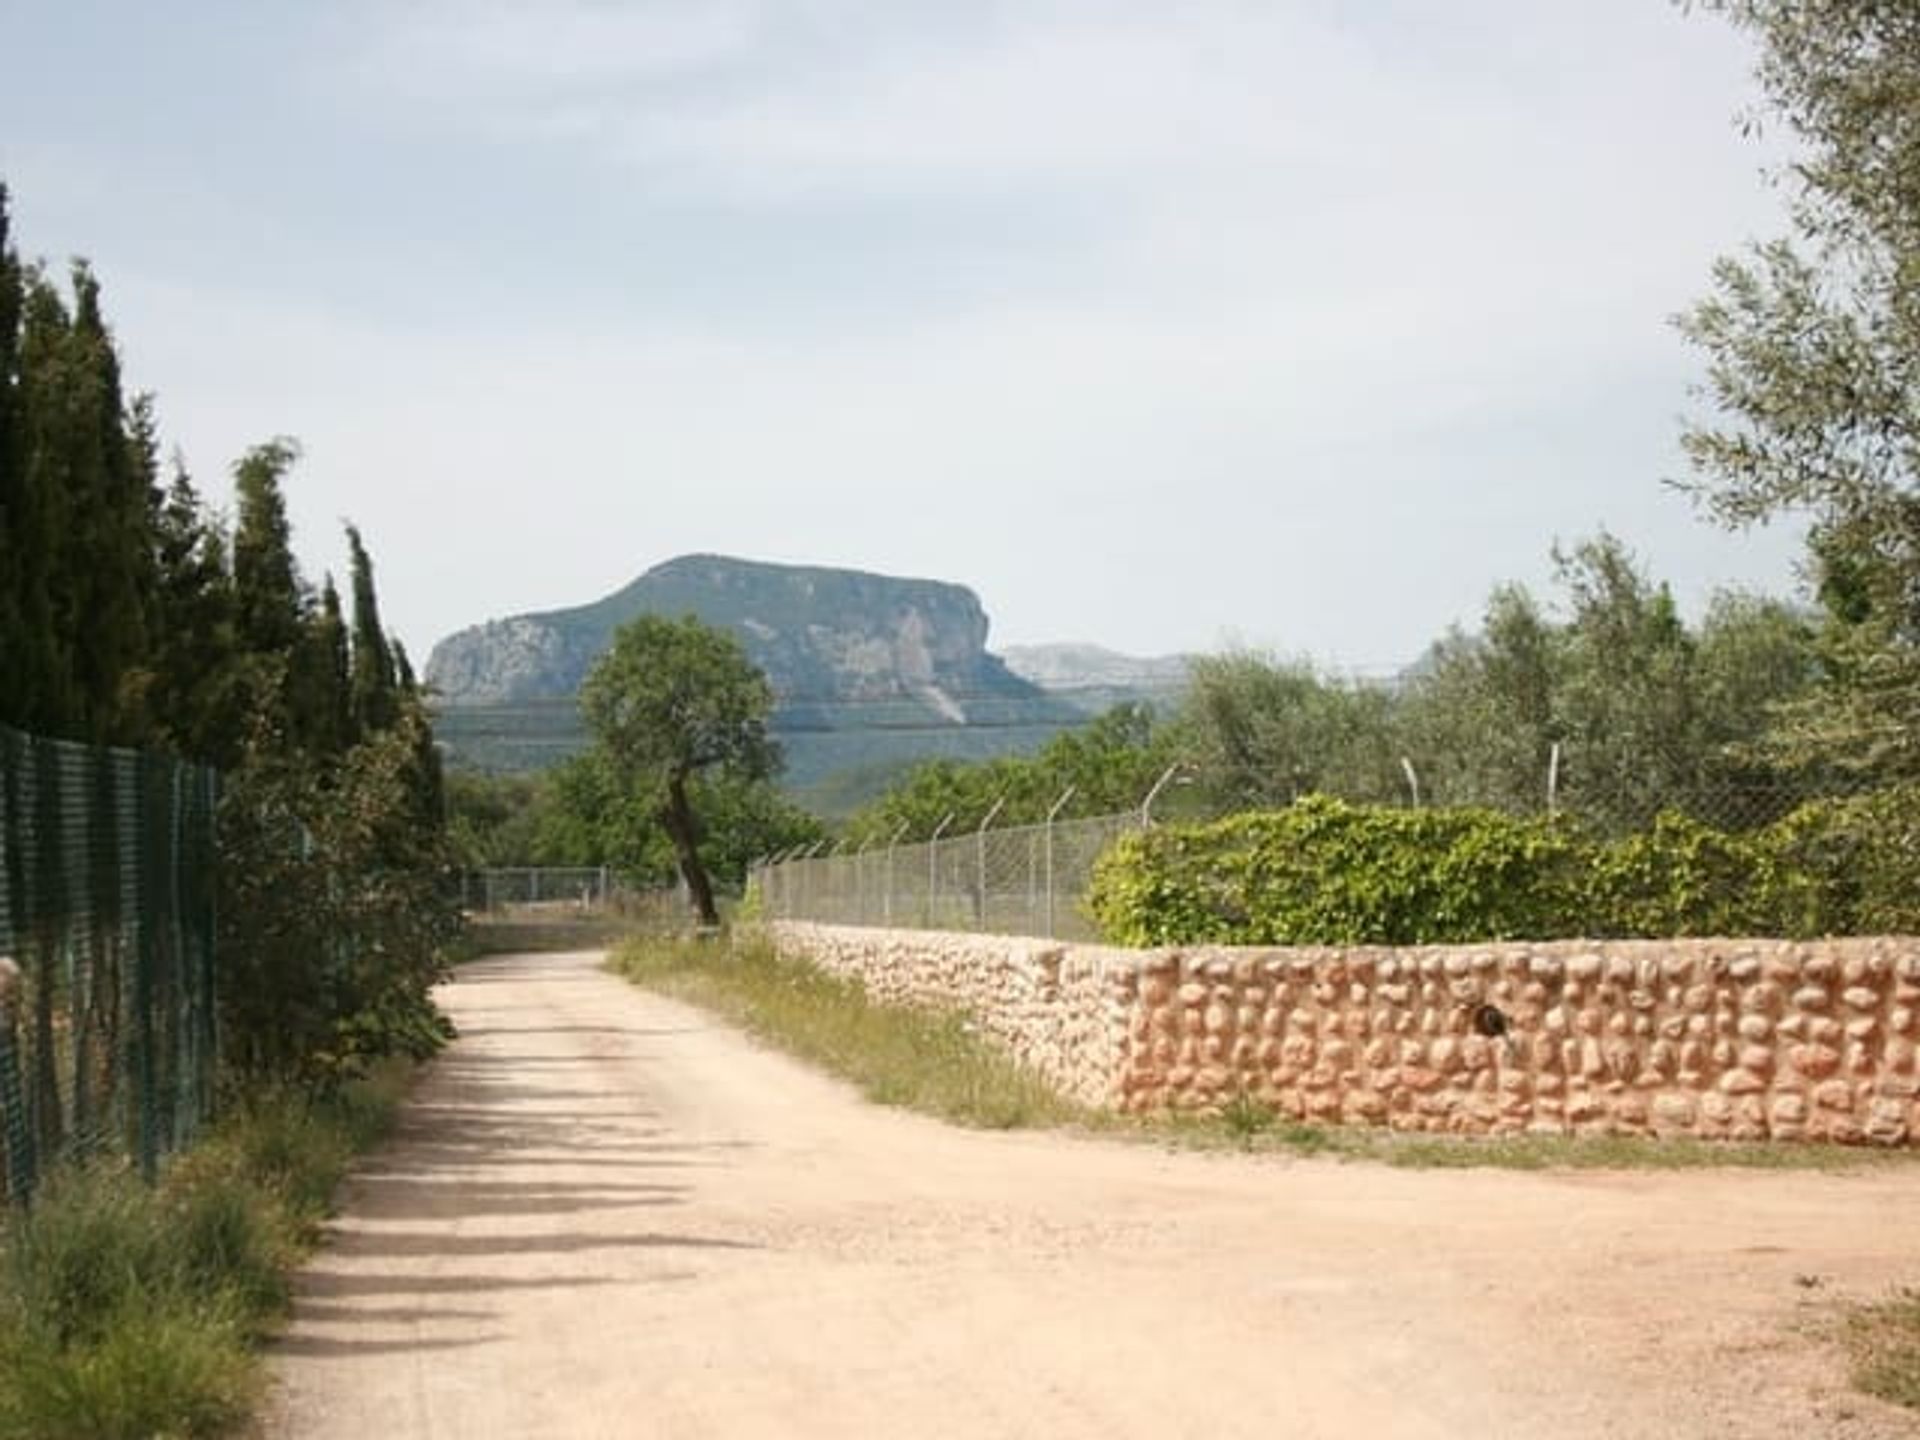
left=1845, top=1289, right=1920, bottom=1413
left=609, top=934, right=1082, bottom=1130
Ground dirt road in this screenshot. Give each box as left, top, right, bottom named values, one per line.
left=267, top=950, right=1920, bottom=1439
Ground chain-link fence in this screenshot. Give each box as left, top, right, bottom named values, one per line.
left=0, top=725, right=220, bottom=1205
left=1360, top=746, right=1867, bottom=838
left=755, top=810, right=1144, bottom=940
left=457, top=866, right=614, bottom=915
left=754, top=741, right=1885, bottom=941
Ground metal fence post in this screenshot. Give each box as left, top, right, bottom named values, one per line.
left=974, top=797, right=1005, bottom=932
left=927, top=813, right=954, bottom=928
left=1044, top=785, right=1076, bottom=939
left=884, top=821, right=909, bottom=926
left=1141, top=764, right=1183, bottom=828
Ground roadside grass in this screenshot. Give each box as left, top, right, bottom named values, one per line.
left=609, top=934, right=1920, bottom=1176
left=456, top=916, right=670, bottom=960
left=1152, top=1108, right=1917, bottom=1171
left=0, top=1060, right=413, bottom=1440
left=609, top=934, right=1081, bottom=1130
left=1844, top=1289, right=1920, bottom=1413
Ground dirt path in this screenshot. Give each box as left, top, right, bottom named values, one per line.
left=267, top=950, right=1920, bottom=1439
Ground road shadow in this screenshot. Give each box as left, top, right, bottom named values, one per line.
left=276, top=958, right=759, bottom=1371
left=272, top=1332, right=507, bottom=1359
left=339, top=1228, right=759, bottom=1260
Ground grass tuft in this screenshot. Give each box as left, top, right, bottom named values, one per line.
left=611, top=934, right=1082, bottom=1130
left=0, top=1059, right=414, bottom=1438
left=1845, top=1288, right=1920, bottom=1412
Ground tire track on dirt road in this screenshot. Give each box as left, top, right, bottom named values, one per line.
left=267, top=950, right=1920, bottom=1439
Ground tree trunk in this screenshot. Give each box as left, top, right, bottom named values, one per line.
left=660, top=772, right=719, bottom=928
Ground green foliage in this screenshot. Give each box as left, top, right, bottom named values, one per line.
left=1763, top=783, right=1920, bottom=936
left=1846, top=1288, right=1920, bottom=1414
left=2, top=255, right=153, bottom=743
left=609, top=935, right=1079, bottom=1130
left=1582, top=812, right=1787, bottom=939
left=1679, top=2, right=1920, bottom=781
left=1177, top=654, right=1401, bottom=810
left=848, top=702, right=1178, bottom=841
left=0, top=1066, right=409, bottom=1439
left=1088, top=786, right=1920, bottom=946
left=464, top=748, right=822, bottom=891
left=217, top=707, right=460, bottom=1085
left=228, top=438, right=304, bottom=663
left=143, top=461, right=244, bottom=766
left=1396, top=585, right=1560, bottom=814
left=847, top=534, right=1822, bottom=857
left=1089, top=797, right=1585, bottom=947
left=345, top=524, right=398, bottom=737
left=580, top=614, right=783, bottom=925
left=444, top=770, right=554, bottom=866
left=1397, top=536, right=1823, bottom=830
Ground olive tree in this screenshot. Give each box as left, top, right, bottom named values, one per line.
left=579, top=614, right=778, bottom=926
left=1678, top=0, right=1920, bottom=777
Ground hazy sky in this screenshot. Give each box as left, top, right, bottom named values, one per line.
left=2, top=1, right=1806, bottom=674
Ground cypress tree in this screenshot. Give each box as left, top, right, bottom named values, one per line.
left=345, top=524, right=398, bottom=736
left=0, top=185, right=21, bottom=723
left=305, top=575, right=354, bottom=756
left=230, top=438, right=305, bottom=658
left=229, top=437, right=308, bottom=745
left=4, top=260, right=154, bottom=740
left=148, top=457, right=240, bottom=764
left=13, top=269, right=78, bottom=735
left=64, top=263, right=150, bottom=743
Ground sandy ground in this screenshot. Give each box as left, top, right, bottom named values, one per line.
left=265, top=950, right=1920, bottom=1440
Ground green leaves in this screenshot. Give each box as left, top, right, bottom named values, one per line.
left=1089, top=798, right=1584, bottom=947
left=579, top=614, right=784, bottom=924
left=1680, top=2, right=1920, bottom=780
left=581, top=614, right=778, bottom=792
left=1088, top=788, right=1920, bottom=946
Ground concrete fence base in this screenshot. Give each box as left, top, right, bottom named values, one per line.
left=767, top=922, right=1920, bottom=1144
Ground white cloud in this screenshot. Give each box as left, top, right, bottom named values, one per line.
left=9, top=2, right=1804, bottom=668
left=353, top=0, right=762, bottom=99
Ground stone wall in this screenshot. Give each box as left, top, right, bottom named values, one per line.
left=769, top=923, right=1142, bottom=1108
left=768, top=923, right=1920, bottom=1144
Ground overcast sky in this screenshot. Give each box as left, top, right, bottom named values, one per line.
left=2, top=1, right=1804, bottom=674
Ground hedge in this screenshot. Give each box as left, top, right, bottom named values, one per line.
left=1085, top=789, right=1920, bottom=946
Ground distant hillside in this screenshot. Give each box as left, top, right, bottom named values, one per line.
left=997, top=643, right=1191, bottom=715
left=426, top=555, right=1085, bottom=808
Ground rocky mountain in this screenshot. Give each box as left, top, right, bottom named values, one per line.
left=426, top=555, right=1083, bottom=800
left=997, top=643, right=1191, bottom=715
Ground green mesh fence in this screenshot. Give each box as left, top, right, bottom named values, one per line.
left=0, top=725, right=219, bottom=1206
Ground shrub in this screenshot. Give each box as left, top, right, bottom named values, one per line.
left=1088, top=787, right=1920, bottom=946
left=1762, top=783, right=1920, bottom=937
left=0, top=1064, right=411, bottom=1438
left=1583, top=812, right=1778, bottom=937
left=1087, top=797, right=1585, bottom=946
left=217, top=713, right=460, bottom=1085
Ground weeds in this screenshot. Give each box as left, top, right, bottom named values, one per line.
left=1845, top=1288, right=1920, bottom=1413
left=0, top=1059, right=412, bottom=1439
left=610, top=935, right=1080, bottom=1130
left=1218, top=1091, right=1278, bottom=1146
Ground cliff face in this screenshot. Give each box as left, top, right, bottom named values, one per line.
left=425, top=553, right=1046, bottom=719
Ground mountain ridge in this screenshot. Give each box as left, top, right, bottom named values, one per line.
left=425, top=554, right=1122, bottom=799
